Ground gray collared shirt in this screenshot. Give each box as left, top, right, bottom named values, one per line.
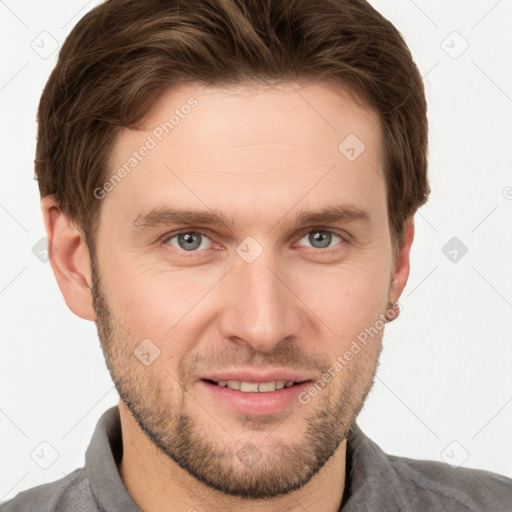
left=2, top=406, right=511, bottom=511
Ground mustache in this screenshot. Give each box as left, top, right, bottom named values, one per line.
left=184, top=341, right=331, bottom=376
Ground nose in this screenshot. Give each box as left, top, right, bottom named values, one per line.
left=218, top=251, right=302, bottom=353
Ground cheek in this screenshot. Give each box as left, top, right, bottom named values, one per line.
left=296, top=258, right=391, bottom=340
left=103, top=259, right=222, bottom=348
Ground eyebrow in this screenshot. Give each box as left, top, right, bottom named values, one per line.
left=131, top=206, right=235, bottom=232
left=130, top=204, right=372, bottom=232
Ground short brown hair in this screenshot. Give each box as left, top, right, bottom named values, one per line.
left=35, top=0, right=429, bottom=254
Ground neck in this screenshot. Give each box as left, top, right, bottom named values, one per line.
left=117, top=402, right=347, bottom=512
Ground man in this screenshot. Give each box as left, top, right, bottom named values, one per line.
left=2, top=0, right=511, bottom=510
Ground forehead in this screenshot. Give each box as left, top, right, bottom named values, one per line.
left=104, top=81, right=386, bottom=233
left=135, top=80, right=380, bottom=159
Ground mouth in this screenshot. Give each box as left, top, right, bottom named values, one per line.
left=202, top=379, right=306, bottom=392
left=198, top=377, right=313, bottom=415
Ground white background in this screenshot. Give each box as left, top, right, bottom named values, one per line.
left=1, top=0, right=511, bottom=502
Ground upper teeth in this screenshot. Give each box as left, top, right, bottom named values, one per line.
left=217, top=380, right=295, bottom=392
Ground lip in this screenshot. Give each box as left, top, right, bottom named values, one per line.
left=197, top=379, right=313, bottom=415
left=198, top=368, right=315, bottom=384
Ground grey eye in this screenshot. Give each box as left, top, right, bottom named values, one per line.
left=166, top=231, right=212, bottom=251
left=299, top=230, right=342, bottom=249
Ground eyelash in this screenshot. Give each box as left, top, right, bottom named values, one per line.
left=160, top=228, right=348, bottom=257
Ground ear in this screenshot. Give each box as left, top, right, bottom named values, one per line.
left=41, top=196, right=96, bottom=321
left=388, top=217, right=415, bottom=321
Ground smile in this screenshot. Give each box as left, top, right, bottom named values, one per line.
left=206, top=379, right=298, bottom=392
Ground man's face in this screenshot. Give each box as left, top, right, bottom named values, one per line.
left=91, top=81, right=397, bottom=499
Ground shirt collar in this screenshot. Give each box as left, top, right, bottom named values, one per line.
left=86, top=406, right=141, bottom=511
left=340, top=421, right=402, bottom=511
